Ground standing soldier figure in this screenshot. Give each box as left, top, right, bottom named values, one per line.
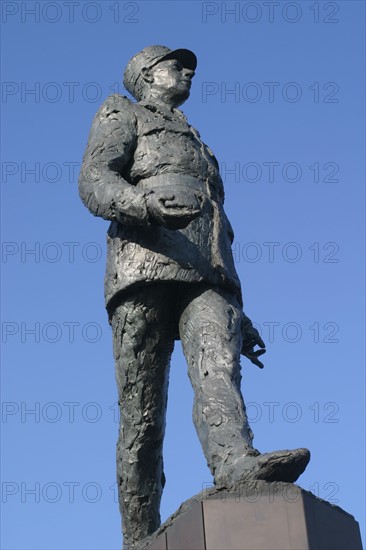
left=79, top=45, right=310, bottom=548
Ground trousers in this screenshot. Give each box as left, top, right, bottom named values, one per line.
left=110, top=283, right=254, bottom=547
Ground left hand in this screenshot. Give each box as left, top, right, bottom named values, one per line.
left=241, top=318, right=266, bottom=369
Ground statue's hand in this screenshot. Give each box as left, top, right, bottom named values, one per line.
left=241, top=319, right=266, bottom=369
left=146, top=188, right=203, bottom=230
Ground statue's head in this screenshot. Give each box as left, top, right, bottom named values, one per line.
left=124, top=45, right=197, bottom=107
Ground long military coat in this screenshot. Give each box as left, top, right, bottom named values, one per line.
left=79, top=94, right=242, bottom=315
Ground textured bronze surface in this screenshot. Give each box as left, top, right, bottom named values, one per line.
left=79, top=45, right=310, bottom=548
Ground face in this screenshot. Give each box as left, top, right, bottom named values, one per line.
left=146, top=59, right=195, bottom=107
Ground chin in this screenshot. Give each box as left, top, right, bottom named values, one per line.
left=173, top=90, right=190, bottom=108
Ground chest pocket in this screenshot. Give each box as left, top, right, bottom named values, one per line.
left=138, top=119, right=191, bottom=137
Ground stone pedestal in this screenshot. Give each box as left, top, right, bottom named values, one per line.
left=139, top=482, right=363, bottom=550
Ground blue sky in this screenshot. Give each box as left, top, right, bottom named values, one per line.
left=1, top=1, right=365, bottom=548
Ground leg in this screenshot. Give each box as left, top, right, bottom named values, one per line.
left=110, top=286, right=175, bottom=548
left=179, top=285, right=310, bottom=488
left=179, top=286, right=255, bottom=478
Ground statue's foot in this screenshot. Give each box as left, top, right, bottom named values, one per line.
left=215, top=447, right=310, bottom=488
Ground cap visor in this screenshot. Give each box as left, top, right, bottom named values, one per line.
left=159, top=48, right=197, bottom=71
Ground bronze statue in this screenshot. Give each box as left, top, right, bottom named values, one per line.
left=79, top=45, right=310, bottom=549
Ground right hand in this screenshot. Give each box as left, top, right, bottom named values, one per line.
left=146, top=188, right=203, bottom=230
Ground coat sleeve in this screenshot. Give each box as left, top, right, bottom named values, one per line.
left=78, top=94, right=150, bottom=226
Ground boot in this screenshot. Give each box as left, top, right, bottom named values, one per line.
left=215, top=447, right=310, bottom=489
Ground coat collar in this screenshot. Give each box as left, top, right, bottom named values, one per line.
left=138, top=99, right=188, bottom=123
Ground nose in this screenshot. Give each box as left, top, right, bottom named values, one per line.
left=184, top=68, right=195, bottom=79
